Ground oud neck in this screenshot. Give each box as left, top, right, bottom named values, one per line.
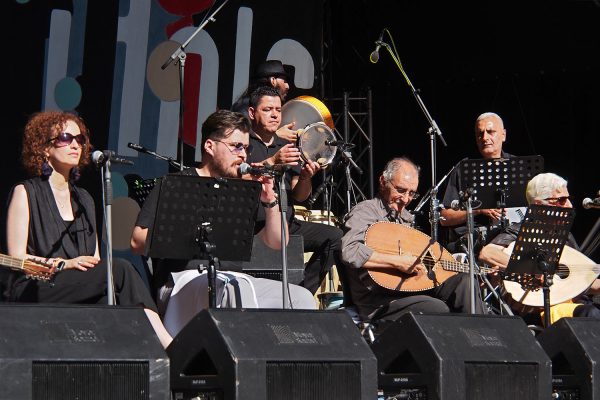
left=0, top=253, right=24, bottom=270
left=439, top=259, right=494, bottom=274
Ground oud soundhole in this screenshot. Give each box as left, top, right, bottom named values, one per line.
left=555, top=263, right=569, bottom=279
left=421, top=253, right=438, bottom=281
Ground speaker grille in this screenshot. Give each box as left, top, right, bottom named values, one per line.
left=266, top=362, right=361, bottom=400
left=32, top=361, right=150, bottom=400
left=244, top=270, right=304, bottom=284
left=465, top=363, right=539, bottom=399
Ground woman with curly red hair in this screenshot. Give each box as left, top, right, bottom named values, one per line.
left=6, top=111, right=172, bottom=348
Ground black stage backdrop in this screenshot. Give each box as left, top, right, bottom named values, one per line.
left=3, top=0, right=599, bottom=262
left=327, top=0, right=600, bottom=259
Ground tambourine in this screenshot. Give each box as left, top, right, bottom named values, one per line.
left=296, top=122, right=337, bottom=167
left=281, top=96, right=334, bottom=130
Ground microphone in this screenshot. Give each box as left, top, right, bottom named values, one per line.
left=450, top=199, right=462, bottom=211
left=582, top=197, right=600, bottom=209
left=325, top=139, right=355, bottom=148
left=408, top=210, right=425, bottom=216
left=369, top=29, right=385, bottom=64
left=449, top=188, right=473, bottom=209
left=127, top=142, right=148, bottom=152
left=91, top=150, right=134, bottom=166
left=307, top=180, right=328, bottom=208
left=239, top=163, right=290, bottom=177
left=449, top=197, right=482, bottom=211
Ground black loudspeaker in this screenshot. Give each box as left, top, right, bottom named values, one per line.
left=537, top=317, right=600, bottom=399
left=236, top=234, right=305, bottom=285
left=0, top=304, right=169, bottom=400
left=371, top=313, right=552, bottom=400
left=167, top=309, right=377, bottom=400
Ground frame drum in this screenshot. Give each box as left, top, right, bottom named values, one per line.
left=281, top=96, right=334, bottom=130
left=297, top=122, right=337, bottom=167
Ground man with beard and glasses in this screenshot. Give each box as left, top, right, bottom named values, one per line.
left=131, top=110, right=316, bottom=337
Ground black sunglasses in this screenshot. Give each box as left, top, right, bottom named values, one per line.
left=48, top=132, right=88, bottom=147
left=543, top=196, right=573, bottom=206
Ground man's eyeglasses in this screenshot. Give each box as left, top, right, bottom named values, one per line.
left=213, top=140, right=252, bottom=155
left=543, top=196, right=573, bottom=206
left=390, top=185, right=420, bottom=199
left=48, top=132, right=88, bottom=148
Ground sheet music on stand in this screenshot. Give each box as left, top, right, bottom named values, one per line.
left=504, top=204, right=576, bottom=327
left=146, top=174, right=260, bottom=262
left=458, top=155, right=544, bottom=209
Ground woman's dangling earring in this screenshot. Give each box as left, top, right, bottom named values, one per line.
left=70, top=167, right=81, bottom=182
left=41, top=159, right=53, bottom=178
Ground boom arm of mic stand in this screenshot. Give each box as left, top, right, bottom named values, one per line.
left=340, top=149, right=363, bottom=175
left=161, top=0, right=230, bottom=70
left=379, top=40, right=448, bottom=241
left=413, top=157, right=466, bottom=212
left=381, top=42, right=447, bottom=147
left=133, top=145, right=187, bottom=170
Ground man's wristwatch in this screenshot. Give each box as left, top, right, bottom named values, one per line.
left=261, top=199, right=279, bottom=208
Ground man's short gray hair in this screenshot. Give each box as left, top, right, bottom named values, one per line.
left=525, top=173, right=568, bottom=204
left=475, top=112, right=504, bottom=128
left=382, top=157, right=420, bottom=183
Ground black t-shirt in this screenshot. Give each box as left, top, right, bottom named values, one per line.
left=441, top=152, right=514, bottom=238
left=246, top=133, right=300, bottom=226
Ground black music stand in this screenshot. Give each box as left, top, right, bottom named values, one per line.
left=458, top=155, right=544, bottom=215
left=124, top=173, right=159, bottom=207
left=456, top=155, right=543, bottom=313
left=145, top=174, right=261, bottom=307
left=504, top=204, right=576, bottom=328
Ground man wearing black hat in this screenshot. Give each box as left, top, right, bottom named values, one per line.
left=232, top=60, right=297, bottom=142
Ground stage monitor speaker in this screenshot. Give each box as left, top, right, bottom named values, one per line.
left=537, top=317, right=600, bottom=399
left=371, top=313, right=552, bottom=400
left=0, top=304, right=169, bottom=400
left=167, top=308, right=377, bottom=400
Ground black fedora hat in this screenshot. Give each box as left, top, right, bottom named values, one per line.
left=253, top=60, right=289, bottom=80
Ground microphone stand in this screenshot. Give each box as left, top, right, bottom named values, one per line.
left=274, top=169, right=291, bottom=309
left=308, top=170, right=337, bottom=292
left=379, top=40, right=448, bottom=243
left=338, top=144, right=364, bottom=214
left=99, top=160, right=117, bottom=305
left=321, top=169, right=331, bottom=214
left=449, top=188, right=479, bottom=314
left=160, top=0, right=230, bottom=170
left=463, top=193, right=477, bottom=314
